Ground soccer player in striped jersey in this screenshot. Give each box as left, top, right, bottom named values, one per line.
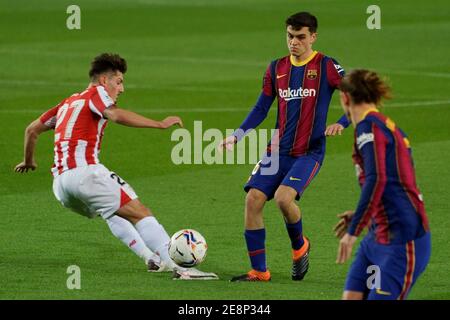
left=220, top=12, right=349, bottom=282
left=14, top=53, right=217, bottom=280
left=334, top=69, right=431, bottom=299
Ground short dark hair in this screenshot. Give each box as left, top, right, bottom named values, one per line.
left=89, top=53, right=127, bottom=79
left=285, top=12, right=318, bottom=33
left=339, top=69, right=392, bottom=105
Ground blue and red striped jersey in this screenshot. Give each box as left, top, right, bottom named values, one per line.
left=234, top=51, right=345, bottom=162
left=349, top=109, right=430, bottom=244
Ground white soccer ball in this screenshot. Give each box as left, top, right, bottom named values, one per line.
left=169, top=229, right=208, bottom=268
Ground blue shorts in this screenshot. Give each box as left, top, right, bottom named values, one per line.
left=244, top=154, right=321, bottom=200
left=344, top=232, right=431, bottom=300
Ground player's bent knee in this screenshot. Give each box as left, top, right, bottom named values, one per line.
left=246, top=189, right=267, bottom=209
left=274, top=186, right=297, bottom=207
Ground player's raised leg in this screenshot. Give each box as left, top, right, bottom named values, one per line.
left=231, top=188, right=271, bottom=282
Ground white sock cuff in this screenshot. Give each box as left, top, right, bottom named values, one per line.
left=134, top=216, right=171, bottom=263
left=135, top=216, right=158, bottom=231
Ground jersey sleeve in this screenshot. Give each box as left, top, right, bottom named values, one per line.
left=326, top=57, right=345, bottom=89
left=326, top=57, right=349, bottom=128
left=352, top=145, right=366, bottom=187
left=39, top=99, right=66, bottom=129
left=232, top=92, right=275, bottom=141
left=89, top=85, right=115, bottom=117
left=336, top=114, right=351, bottom=128
left=348, top=120, right=388, bottom=237
left=262, top=61, right=277, bottom=97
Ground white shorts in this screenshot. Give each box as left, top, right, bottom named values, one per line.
left=52, top=164, right=138, bottom=219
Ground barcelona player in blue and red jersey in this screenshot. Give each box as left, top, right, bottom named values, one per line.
left=220, top=12, right=349, bottom=282
left=334, top=69, right=431, bottom=299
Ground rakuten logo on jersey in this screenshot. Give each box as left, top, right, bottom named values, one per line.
left=278, top=87, right=316, bottom=101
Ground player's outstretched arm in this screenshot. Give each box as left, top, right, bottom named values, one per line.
left=218, top=92, right=275, bottom=152
left=103, top=106, right=183, bottom=129
left=15, top=119, right=51, bottom=173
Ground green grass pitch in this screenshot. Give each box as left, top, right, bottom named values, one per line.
left=0, top=0, right=449, bottom=299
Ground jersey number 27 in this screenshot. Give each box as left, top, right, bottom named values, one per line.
left=55, top=99, right=85, bottom=140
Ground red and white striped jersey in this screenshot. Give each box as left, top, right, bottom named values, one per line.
left=39, top=85, right=115, bottom=177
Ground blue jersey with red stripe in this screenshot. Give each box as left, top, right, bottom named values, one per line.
left=234, top=51, right=346, bottom=163
left=349, top=110, right=430, bottom=244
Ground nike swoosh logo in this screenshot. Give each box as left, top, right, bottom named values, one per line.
left=289, top=177, right=302, bottom=181
left=375, top=289, right=391, bottom=296
left=277, top=74, right=287, bottom=79
left=284, top=97, right=302, bottom=101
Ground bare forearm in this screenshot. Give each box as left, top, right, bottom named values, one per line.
left=23, top=124, right=41, bottom=163
left=111, top=109, right=163, bottom=128
left=15, top=119, right=50, bottom=173
left=22, top=119, right=50, bottom=163
left=104, top=107, right=183, bottom=129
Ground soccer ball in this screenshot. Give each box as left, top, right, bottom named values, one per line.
left=168, top=229, right=208, bottom=268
